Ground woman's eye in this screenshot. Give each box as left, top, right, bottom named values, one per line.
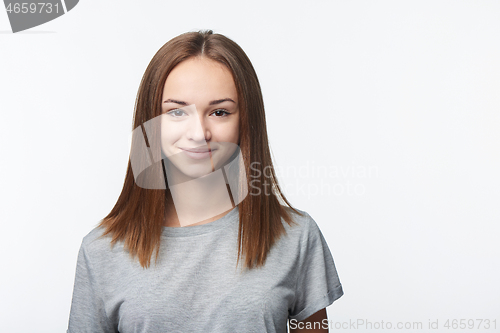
left=211, top=109, right=230, bottom=117
left=166, top=109, right=187, bottom=117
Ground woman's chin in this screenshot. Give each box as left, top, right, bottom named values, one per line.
left=170, top=165, right=216, bottom=183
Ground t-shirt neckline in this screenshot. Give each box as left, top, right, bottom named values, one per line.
left=161, top=205, right=239, bottom=237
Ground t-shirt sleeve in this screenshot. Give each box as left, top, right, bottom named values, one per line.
left=67, top=238, right=114, bottom=333
left=288, top=213, right=344, bottom=322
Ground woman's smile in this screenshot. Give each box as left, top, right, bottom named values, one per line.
left=179, top=147, right=217, bottom=160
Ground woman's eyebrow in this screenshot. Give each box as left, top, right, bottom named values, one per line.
left=208, top=98, right=236, bottom=105
left=163, top=98, right=236, bottom=105
left=163, top=99, right=187, bottom=106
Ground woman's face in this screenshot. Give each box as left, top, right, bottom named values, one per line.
left=160, top=56, right=240, bottom=180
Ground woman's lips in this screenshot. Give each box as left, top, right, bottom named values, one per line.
left=180, top=148, right=217, bottom=160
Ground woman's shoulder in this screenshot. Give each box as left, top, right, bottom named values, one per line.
left=80, top=224, right=123, bottom=257
left=267, top=205, right=332, bottom=262
left=280, top=205, right=321, bottom=238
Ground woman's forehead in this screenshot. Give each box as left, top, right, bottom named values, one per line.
left=162, top=58, right=237, bottom=103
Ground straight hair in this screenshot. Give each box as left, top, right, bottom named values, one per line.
left=97, top=30, right=304, bottom=270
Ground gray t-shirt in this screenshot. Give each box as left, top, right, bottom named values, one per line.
left=67, top=206, right=343, bottom=333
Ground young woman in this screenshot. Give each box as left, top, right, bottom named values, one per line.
left=67, top=30, right=343, bottom=333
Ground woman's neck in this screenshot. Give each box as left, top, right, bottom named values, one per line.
left=164, top=172, right=235, bottom=227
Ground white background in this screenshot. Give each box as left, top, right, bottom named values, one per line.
left=1, top=1, right=499, bottom=332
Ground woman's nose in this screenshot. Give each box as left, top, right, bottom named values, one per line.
left=186, top=113, right=211, bottom=143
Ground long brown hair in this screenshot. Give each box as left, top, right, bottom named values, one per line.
left=97, top=30, right=303, bottom=270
